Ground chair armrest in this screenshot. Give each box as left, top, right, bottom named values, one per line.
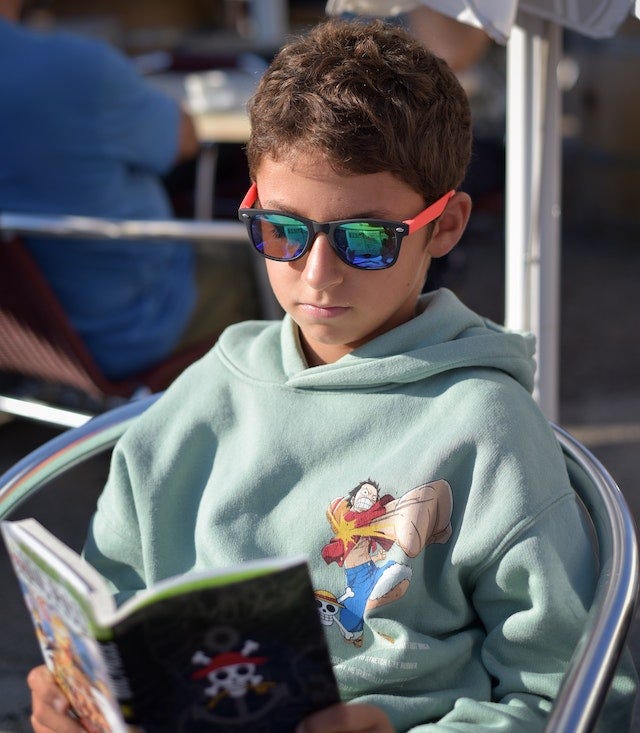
left=0, top=393, right=160, bottom=521
left=545, top=424, right=639, bottom=732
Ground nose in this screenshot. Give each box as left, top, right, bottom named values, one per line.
left=301, top=233, right=344, bottom=290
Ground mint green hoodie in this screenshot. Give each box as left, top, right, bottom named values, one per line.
left=85, top=289, right=634, bottom=731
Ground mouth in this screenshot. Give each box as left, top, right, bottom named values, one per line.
left=298, top=303, right=349, bottom=319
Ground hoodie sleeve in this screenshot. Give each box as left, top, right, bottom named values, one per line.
left=82, top=440, right=147, bottom=606
left=81, top=350, right=225, bottom=605
left=404, top=493, right=637, bottom=732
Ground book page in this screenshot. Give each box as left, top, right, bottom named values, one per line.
left=1, top=520, right=127, bottom=733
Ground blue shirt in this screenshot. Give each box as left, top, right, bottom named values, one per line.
left=0, top=19, right=195, bottom=379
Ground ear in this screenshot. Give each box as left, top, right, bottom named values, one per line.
left=426, top=192, right=472, bottom=258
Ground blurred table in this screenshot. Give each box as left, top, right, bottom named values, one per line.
left=148, top=70, right=254, bottom=219
left=193, top=111, right=251, bottom=144
left=192, top=111, right=251, bottom=220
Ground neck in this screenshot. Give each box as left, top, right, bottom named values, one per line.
left=301, top=339, right=338, bottom=367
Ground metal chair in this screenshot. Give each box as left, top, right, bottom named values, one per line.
left=0, top=213, right=280, bottom=428
left=0, top=235, right=215, bottom=428
left=0, top=399, right=636, bottom=732
left=545, top=424, right=639, bottom=731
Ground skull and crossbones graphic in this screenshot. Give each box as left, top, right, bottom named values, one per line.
left=315, top=588, right=362, bottom=645
left=191, top=640, right=267, bottom=700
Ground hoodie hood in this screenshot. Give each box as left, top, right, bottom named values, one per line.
left=216, top=289, right=536, bottom=393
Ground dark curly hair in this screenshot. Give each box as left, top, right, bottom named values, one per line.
left=246, top=18, right=472, bottom=205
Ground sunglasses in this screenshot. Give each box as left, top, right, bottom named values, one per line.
left=238, top=183, right=455, bottom=271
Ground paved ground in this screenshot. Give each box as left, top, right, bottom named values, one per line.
left=1, top=220, right=639, bottom=730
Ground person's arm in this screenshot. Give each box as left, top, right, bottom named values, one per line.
left=81, top=438, right=148, bottom=604
left=407, top=7, right=491, bottom=72
left=28, top=666, right=84, bottom=733
left=89, top=39, right=197, bottom=174
left=434, top=502, right=636, bottom=732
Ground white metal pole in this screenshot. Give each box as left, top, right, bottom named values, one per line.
left=506, top=13, right=562, bottom=420
left=536, top=20, right=562, bottom=422
left=249, top=0, right=288, bottom=46
left=505, top=22, right=533, bottom=331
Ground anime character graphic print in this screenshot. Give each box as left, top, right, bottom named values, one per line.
left=319, top=479, right=453, bottom=647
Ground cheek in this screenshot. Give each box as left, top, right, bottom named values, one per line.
left=264, top=262, right=284, bottom=300
left=265, top=260, right=301, bottom=305
left=397, top=239, right=432, bottom=283
left=265, top=259, right=287, bottom=285
left=369, top=266, right=415, bottom=296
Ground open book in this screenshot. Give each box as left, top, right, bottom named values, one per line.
left=1, top=518, right=339, bottom=733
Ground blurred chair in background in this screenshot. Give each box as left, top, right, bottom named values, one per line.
left=0, top=216, right=271, bottom=428
left=404, top=5, right=505, bottom=290
left=0, top=234, right=213, bottom=427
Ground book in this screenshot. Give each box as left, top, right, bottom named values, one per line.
left=1, top=518, right=340, bottom=733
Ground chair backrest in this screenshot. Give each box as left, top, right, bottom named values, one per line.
left=0, top=410, right=636, bottom=732
left=0, top=213, right=281, bottom=427
left=0, top=236, right=215, bottom=398
left=0, top=235, right=115, bottom=398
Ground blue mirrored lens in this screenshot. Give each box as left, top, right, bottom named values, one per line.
left=334, top=223, right=396, bottom=269
left=250, top=214, right=308, bottom=260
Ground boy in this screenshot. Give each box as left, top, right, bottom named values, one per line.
left=28, top=19, right=635, bottom=732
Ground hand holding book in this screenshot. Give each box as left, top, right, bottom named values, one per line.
left=28, top=664, right=86, bottom=733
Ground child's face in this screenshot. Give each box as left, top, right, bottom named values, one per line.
left=255, top=153, right=434, bottom=366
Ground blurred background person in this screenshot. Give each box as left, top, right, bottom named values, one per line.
left=0, top=0, right=257, bottom=382
left=404, top=5, right=506, bottom=289
left=326, top=1, right=506, bottom=290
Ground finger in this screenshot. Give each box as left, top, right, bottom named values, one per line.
left=30, top=703, right=84, bottom=733
left=28, top=666, right=83, bottom=733
left=28, top=665, right=68, bottom=713
left=30, top=715, right=64, bottom=733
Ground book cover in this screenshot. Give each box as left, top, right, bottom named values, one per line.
left=1, top=518, right=339, bottom=732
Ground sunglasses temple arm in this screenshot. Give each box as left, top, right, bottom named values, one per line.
left=240, top=182, right=258, bottom=209
left=407, top=190, right=455, bottom=233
